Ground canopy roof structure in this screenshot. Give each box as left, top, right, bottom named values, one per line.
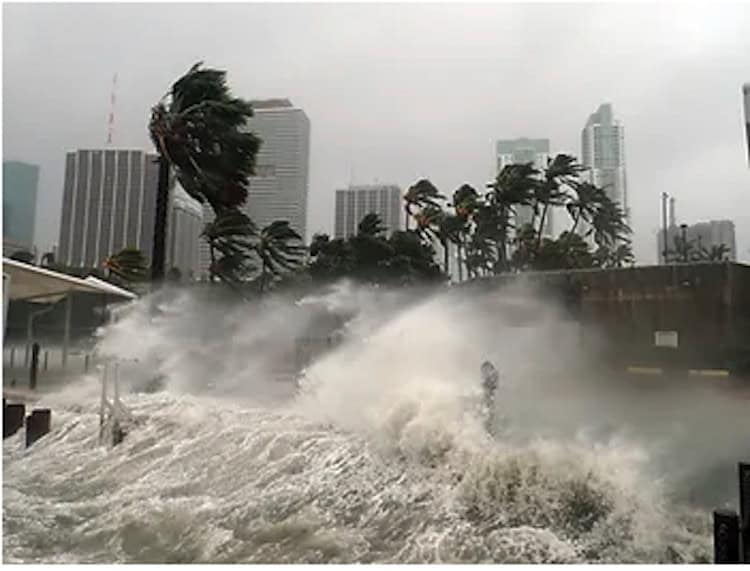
left=3, top=258, right=138, bottom=303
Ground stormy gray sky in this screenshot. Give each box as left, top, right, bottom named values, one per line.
left=3, top=2, right=749, bottom=263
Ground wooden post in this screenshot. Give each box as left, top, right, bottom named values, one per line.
left=44, top=350, right=49, bottom=371
left=29, top=342, right=40, bottom=390
left=714, top=509, right=741, bottom=563
left=25, top=408, right=51, bottom=448
left=84, top=354, right=90, bottom=373
left=10, top=346, right=15, bottom=368
left=3, top=402, right=25, bottom=438
left=740, top=462, right=750, bottom=562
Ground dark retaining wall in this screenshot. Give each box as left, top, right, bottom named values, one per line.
left=460, top=262, right=750, bottom=375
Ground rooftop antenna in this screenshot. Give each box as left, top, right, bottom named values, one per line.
left=106, top=73, right=118, bottom=145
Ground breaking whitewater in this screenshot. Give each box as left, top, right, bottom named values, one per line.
left=4, top=280, right=747, bottom=563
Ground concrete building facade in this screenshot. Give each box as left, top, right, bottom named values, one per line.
left=334, top=184, right=402, bottom=239
left=244, top=99, right=310, bottom=239
left=57, top=149, right=159, bottom=268
left=657, top=219, right=737, bottom=263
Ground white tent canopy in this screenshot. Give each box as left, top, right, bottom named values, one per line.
left=3, top=258, right=138, bottom=367
left=3, top=258, right=137, bottom=303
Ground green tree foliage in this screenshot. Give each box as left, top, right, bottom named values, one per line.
left=149, top=62, right=261, bottom=213
left=400, top=153, right=633, bottom=280
left=308, top=213, right=445, bottom=286
left=103, top=248, right=149, bottom=283
left=9, top=250, right=35, bottom=264
left=255, top=221, right=306, bottom=293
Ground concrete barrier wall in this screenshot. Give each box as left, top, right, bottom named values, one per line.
left=460, top=263, right=750, bottom=375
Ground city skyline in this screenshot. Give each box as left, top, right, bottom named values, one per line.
left=4, top=3, right=749, bottom=264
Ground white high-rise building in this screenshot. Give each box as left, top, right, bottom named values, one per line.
left=334, top=184, right=402, bottom=239
left=495, top=138, right=554, bottom=237
left=198, top=98, right=310, bottom=279
left=245, top=98, right=310, bottom=238
left=167, top=185, right=203, bottom=279
left=581, top=103, right=628, bottom=224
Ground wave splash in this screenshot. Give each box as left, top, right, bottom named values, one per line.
left=3, top=282, right=718, bottom=563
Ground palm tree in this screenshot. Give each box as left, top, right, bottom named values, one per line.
left=358, top=212, right=387, bottom=237
left=403, top=179, right=444, bottom=231
left=706, top=243, right=730, bottom=262
left=535, top=154, right=584, bottom=252
left=591, top=195, right=631, bottom=249
left=486, top=163, right=537, bottom=272
left=255, top=221, right=305, bottom=293
left=148, top=62, right=261, bottom=282
left=566, top=181, right=606, bottom=237
left=201, top=208, right=257, bottom=284
left=103, top=248, right=149, bottom=283
left=451, top=184, right=479, bottom=281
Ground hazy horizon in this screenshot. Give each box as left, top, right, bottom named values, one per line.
left=3, top=2, right=749, bottom=263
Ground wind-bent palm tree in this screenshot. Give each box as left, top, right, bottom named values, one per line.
left=148, top=62, right=261, bottom=282
left=255, top=221, right=306, bottom=293
left=201, top=208, right=257, bottom=284
left=566, top=181, right=606, bottom=237
left=535, top=154, right=584, bottom=252
left=358, top=213, right=387, bottom=237
left=103, top=248, right=149, bottom=283
left=706, top=244, right=730, bottom=262
left=404, top=179, right=444, bottom=231
left=451, top=184, right=479, bottom=281
left=487, top=163, right=537, bottom=272
left=591, top=196, right=631, bottom=248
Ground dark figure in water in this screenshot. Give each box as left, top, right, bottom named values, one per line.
left=480, top=360, right=499, bottom=436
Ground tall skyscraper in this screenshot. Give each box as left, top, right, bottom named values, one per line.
left=245, top=99, right=310, bottom=239
left=58, top=149, right=159, bottom=268
left=334, top=184, right=402, bottom=239
left=743, top=83, right=750, bottom=166
left=581, top=103, right=628, bottom=222
left=495, top=138, right=554, bottom=236
left=3, top=161, right=39, bottom=250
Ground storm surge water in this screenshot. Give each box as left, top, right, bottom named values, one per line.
left=4, top=280, right=745, bottom=563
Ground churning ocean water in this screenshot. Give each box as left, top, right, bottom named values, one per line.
left=2, top=283, right=741, bottom=563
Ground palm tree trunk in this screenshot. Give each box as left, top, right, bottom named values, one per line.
left=404, top=206, right=410, bottom=231
left=150, top=155, right=170, bottom=283
left=260, top=260, right=267, bottom=294
left=536, top=202, right=550, bottom=254
left=442, top=240, right=450, bottom=276
left=208, top=241, right=216, bottom=282
left=457, top=241, right=464, bottom=282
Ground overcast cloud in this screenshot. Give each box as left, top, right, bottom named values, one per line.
left=3, top=2, right=749, bottom=263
